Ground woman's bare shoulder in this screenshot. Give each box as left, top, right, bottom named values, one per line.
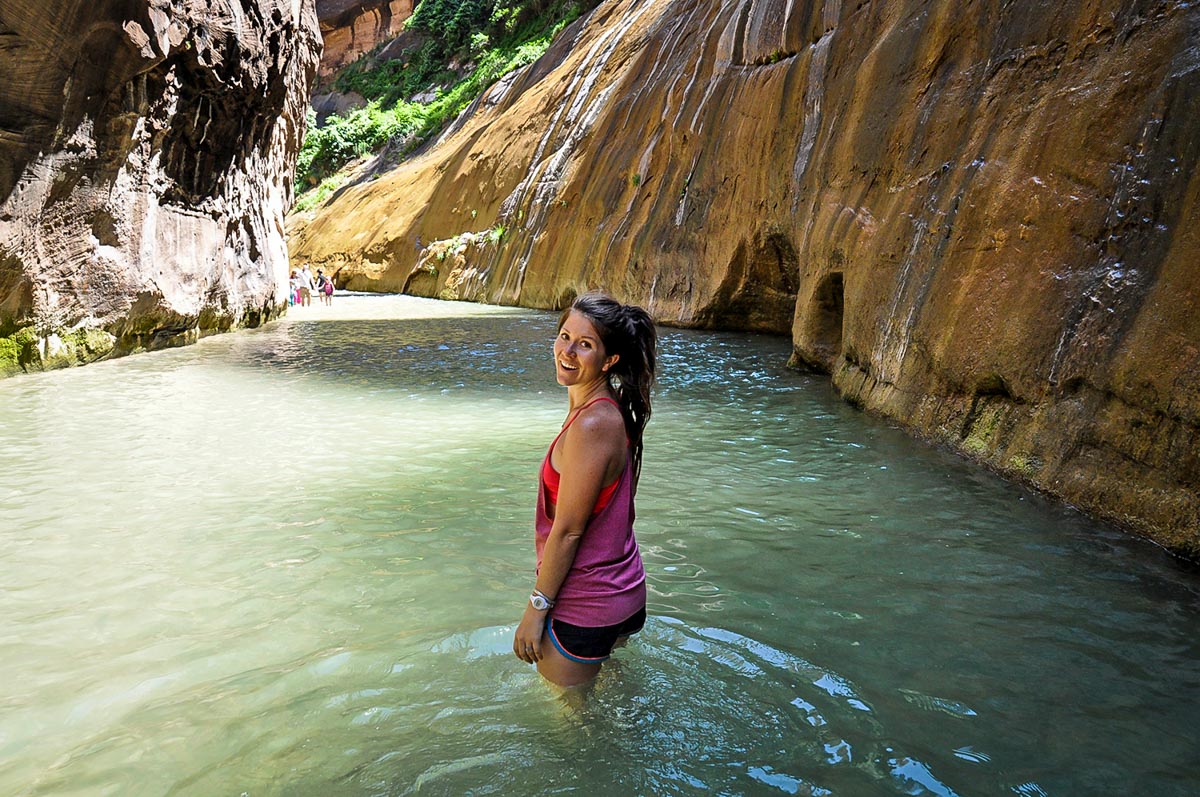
left=570, top=401, right=625, bottom=443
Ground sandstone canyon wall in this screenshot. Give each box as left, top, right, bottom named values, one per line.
left=0, top=0, right=321, bottom=373
left=316, top=0, right=413, bottom=82
left=289, top=0, right=1200, bottom=557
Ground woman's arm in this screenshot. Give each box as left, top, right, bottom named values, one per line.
left=537, top=408, right=625, bottom=596
left=513, top=406, right=625, bottom=663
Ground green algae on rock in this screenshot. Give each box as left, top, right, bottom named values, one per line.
left=0, top=326, right=114, bottom=375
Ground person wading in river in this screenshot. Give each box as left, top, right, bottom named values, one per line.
left=513, top=293, right=657, bottom=687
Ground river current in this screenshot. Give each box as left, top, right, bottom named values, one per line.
left=2, top=294, right=1197, bottom=796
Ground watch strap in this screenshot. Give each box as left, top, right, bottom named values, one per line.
left=530, top=589, right=555, bottom=611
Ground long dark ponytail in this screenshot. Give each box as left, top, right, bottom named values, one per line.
left=559, top=293, right=657, bottom=486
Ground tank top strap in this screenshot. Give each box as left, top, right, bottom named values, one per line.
left=548, top=396, right=620, bottom=455
left=561, top=396, right=619, bottom=432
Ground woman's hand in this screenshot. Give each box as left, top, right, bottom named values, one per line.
left=513, top=604, right=547, bottom=664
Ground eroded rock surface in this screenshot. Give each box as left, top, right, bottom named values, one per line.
left=0, top=0, right=320, bottom=373
left=316, top=0, right=413, bottom=82
left=289, top=0, right=1200, bottom=556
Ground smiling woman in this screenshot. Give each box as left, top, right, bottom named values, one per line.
left=512, top=293, right=658, bottom=686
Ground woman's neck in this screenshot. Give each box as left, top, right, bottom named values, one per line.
left=567, top=380, right=613, bottom=411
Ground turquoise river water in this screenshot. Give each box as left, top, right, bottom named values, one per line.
left=1, top=294, right=1198, bottom=797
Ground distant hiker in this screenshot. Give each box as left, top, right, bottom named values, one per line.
left=299, top=264, right=315, bottom=306
left=288, top=270, right=300, bottom=306
left=316, top=269, right=334, bottom=306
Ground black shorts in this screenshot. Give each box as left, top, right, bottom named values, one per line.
left=547, top=607, right=647, bottom=663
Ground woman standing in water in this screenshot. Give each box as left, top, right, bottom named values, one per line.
left=513, top=293, right=657, bottom=686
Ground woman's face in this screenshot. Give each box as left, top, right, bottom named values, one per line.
left=554, top=310, right=618, bottom=387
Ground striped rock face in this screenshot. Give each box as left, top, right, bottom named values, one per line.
left=289, top=0, right=1200, bottom=557
left=0, top=0, right=321, bottom=367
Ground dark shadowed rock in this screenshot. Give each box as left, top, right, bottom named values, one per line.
left=0, top=0, right=321, bottom=372
left=290, top=0, right=1200, bottom=556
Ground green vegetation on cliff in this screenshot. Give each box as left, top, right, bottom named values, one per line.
left=296, top=0, right=596, bottom=200
left=0, top=325, right=115, bottom=376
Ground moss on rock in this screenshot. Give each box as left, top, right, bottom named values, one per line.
left=962, top=402, right=1006, bottom=456
left=0, top=336, right=22, bottom=377
left=0, top=324, right=116, bottom=377
left=0, top=326, right=37, bottom=376
left=56, top=327, right=117, bottom=365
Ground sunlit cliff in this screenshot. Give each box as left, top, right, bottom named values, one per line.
left=289, top=0, right=1200, bottom=556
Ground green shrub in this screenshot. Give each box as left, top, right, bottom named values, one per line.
left=296, top=0, right=598, bottom=196
left=293, top=174, right=349, bottom=212
left=297, top=101, right=424, bottom=186
left=408, top=0, right=493, bottom=50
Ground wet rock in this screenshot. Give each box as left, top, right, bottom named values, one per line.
left=289, top=0, right=1200, bottom=557
left=0, top=0, right=321, bottom=370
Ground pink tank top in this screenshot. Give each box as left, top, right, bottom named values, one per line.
left=535, top=399, right=647, bottom=627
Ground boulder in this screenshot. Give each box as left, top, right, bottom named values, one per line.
left=311, top=90, right=369, bottom=124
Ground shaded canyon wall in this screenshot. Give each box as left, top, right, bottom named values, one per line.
left=288, top=0, right=1200, bottom=557
left=0, top=0, right=321, bottom=373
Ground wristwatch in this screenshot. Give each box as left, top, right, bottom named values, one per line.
left=529, top=590, right=555, bottom=611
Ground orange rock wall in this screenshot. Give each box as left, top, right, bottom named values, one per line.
left=316, top=0, right=413, bottom=82
left=289, top=0, right=1200, bottom=556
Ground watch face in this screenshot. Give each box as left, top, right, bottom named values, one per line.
left=531, top=594, right=549, bottom=611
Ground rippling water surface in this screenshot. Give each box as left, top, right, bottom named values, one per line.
left=2, top=295, right=1198, bottom=796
